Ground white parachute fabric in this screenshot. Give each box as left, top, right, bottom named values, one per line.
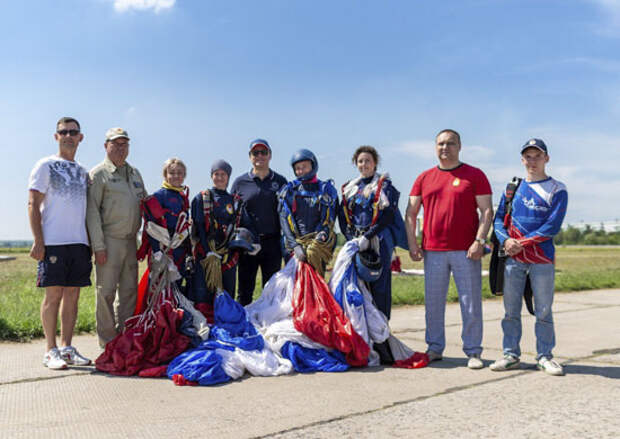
left=245, top=257, right=330, bottom=357
left=329, top=240, right=400, bottom=365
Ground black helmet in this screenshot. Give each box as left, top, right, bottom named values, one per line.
left=355, top=248, right=382, bottom=282
left=227, top=227, right=255, bottom=252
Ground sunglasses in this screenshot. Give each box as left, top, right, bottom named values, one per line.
left=251, top=149, right=269, bottom=157
left=57, top=129, right=80, bottom=136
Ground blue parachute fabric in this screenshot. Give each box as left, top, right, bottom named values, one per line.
left=210, top=291, right=264, bottom=351
left=176, top=304, right=204, bottom=347
left=166, top=346, right=231, bottom=385
left=333, top=265, right=364, bottom=309
left=280, top=341, right=349, bottom=373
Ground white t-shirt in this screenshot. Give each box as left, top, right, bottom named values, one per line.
left=28, top=155, right=89, bottom=246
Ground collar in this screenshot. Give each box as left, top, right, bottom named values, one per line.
left=162, top=181, right=186, bottom=192
left=103, top=156, right=133, bottom=174
left=248, top=168, right=274, bottom=181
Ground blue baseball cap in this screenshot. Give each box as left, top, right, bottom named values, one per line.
left=521, top=138, right=548, bottom=154
left=249, top=138, right=271, bottom=152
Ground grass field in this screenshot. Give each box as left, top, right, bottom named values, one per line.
left=2, top=246, right=619, bottom=341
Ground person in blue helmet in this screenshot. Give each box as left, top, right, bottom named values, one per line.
left=190, top=160, right=258, bottom=306
left=278, top=148, right=338, bottom=277
left=137, top=158, right=192, bottom=295
left=338, top=146, right=409, bottom=319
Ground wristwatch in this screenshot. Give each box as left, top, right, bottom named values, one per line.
left=475, top=238, right=486, bottom=245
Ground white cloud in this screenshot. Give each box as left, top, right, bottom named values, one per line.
left=113, top=0, right=175, bottom=13
left=393, top=140, right=435, bottom=160
left=587, top=0, right=620, bottom=35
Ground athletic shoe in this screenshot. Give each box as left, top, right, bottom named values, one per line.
left=426, top=350, right=443, bottom=362
left=43, top=348, right=68, bottom=370
left=467, top=354, right=484, bottom=369
left=490, top=355, right=520, bottom=371
left=537, top=357, right=564, bottom=376
left=60, top=346, right=92, bottom=366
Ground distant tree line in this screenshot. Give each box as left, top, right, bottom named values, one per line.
left=555, top=226, right=620, bottom=245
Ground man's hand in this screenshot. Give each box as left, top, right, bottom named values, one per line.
left=467, top=241, right=484, bottom=260
left=409, top=243, right=423, bottom=261
left=95, top=250, right=107, bottom=265
left=504, top=238, right=523, bottom=257
left=29, top=240, right=45, bottom=261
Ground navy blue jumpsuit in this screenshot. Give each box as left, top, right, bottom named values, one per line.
left=337, top=175, right=407, bottom=319
left=190, top=188, right=254, bottom=304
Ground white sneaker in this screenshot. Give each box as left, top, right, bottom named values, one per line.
left=467, top=354, right=484, bottom=369
left=490, top=355, right=520, bottom=371
left=537, top=357, right=564, bottom=376
left=43, top=348, right=68, bottom=370
left=60, top=346, right=92, bottom=366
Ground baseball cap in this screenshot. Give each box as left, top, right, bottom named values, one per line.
left=105, top=127, right=130, bottom=142
left=521, top=138, right=548, bottom=154
left=249, top=138, right=271, bottom=152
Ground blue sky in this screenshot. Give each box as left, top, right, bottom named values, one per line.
left=3, top=0, right=620, bottom=240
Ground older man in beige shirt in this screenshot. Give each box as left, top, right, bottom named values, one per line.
left=87, top=128, right=147, bottom=348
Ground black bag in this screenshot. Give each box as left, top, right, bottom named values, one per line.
left=489, top=177, right=534, bottom=316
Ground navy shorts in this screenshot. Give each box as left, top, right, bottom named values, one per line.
left=36, top=244, right=92, bottom=288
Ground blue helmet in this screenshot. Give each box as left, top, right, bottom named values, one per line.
left=355, top=248, right=382, bottom=283
left=290, top=148, right=318, bottom=181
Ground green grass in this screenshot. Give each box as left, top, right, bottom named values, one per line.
left=2, top=246, right=620, bottom=341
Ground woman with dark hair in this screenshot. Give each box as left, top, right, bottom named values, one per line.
left=338, top=146, right=408, bottom=319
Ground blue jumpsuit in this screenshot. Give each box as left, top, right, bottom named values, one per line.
left=278, top=178, right=338, bottom=256
left=337, top=175, right=408, bottom=319
left=144, top=187, right=192, bottom=292
left=190, top=188, right=255, bottom=304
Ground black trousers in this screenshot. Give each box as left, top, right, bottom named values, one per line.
left=236, top=236, right=282, bottom=306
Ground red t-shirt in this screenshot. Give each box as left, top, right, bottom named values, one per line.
left=410, top=163, right=491, bottom=251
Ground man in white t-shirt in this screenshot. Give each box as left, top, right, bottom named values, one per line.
left=28, top=117, right=93, bottom=370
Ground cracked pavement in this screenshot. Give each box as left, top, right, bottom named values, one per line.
left=1, top=289, right=619, bottom=438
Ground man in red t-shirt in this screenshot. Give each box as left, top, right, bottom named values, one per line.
left=405, top=129, right=493, bottom=369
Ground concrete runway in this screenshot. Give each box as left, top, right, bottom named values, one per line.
left=1, top=289, right=619, bottom=438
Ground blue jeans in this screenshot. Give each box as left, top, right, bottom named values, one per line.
left=502, top=258, right=556, bottom=360
left=424, top=251, right=483, bottom=356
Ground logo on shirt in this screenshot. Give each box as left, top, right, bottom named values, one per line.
left=522, top=197, right=549, bottom=212
left=271, top=182, right=280, bottom=191
left=49, top=256, right=57, bottom=264
left=452, top=178, right=460, bottom=187
left=226, top=203, right=234, bottom=214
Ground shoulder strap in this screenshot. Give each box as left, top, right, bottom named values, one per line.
left=504, top=177, right=523, bottom=219
left=201, top=189, right=214, bottom=234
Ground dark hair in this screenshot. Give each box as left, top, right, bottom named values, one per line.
left=56, top=117, right=81, bottom=131
left=352, top=145, right=380, bottom=168
left=435, top=129, right=461, bottom=145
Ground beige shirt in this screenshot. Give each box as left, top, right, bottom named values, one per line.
left=86, top=156, right=147, bottom=251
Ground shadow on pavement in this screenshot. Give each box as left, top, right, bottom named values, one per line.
left=563, top=364, right=620, bottom=379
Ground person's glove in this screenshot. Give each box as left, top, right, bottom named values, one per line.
left=359, top=236, right=370, bottom=251
left=293, top=245, right=306, bottom=262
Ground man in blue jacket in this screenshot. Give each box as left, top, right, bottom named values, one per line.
left=231, top=139, right=287, bottom=305
left=491, top=138, right=568, bottom=376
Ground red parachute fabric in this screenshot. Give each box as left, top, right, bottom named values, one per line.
left=134, top=268, right=150, bottom=315
left=393, top=352, right=430, bottom=369
left=292, top=261, right=370, bottom=367
left=95, top=293, right=191, bottom=376
left=194, top=302, right=215, bottom=324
